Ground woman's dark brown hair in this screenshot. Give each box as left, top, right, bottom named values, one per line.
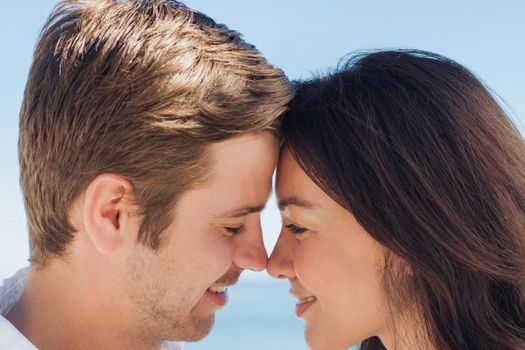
left=282, top=50, right=525, bottom=350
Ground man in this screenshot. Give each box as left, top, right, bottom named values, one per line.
left=0, top=0, right=292, bottom=349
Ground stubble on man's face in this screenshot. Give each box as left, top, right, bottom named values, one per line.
left=152, top=268, right=242, bottom=342
left=124, top=246, right=242, bottom=344
left=123, top=246, right=207, bottom=343
left=170, top=268, right=241, bottom=341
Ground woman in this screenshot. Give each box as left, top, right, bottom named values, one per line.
left=267, top=50, right=525, bottom=350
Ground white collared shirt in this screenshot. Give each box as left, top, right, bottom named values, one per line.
left=0, top=267, right=183, bottom=350
left=0, top=267, right=36, bottom=350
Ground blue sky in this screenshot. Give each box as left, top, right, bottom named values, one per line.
left=1, top=0, right=524, bottom=277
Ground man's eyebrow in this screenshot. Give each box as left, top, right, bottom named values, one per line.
left=278, top=196, right=316, bottom=210
left=220, top=204, right=267, bottom=218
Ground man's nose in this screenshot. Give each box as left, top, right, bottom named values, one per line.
left=233, top=223, right=268, bottom=272
left=267, top=229, right=296, bottom=280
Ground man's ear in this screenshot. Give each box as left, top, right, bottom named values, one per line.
left=82, top=173, right=135, bottom=255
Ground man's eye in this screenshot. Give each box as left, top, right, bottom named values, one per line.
left=285, top=224, right=307, bottom=235
left=225, top=225, right=246, bottom=235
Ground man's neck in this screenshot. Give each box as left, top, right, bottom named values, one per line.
left=6, top=263, right=161, bottom=350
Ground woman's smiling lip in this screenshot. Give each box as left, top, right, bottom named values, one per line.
left=291, top=290, right=318, bottom=318
left=295, top=295, right=318, bottom=317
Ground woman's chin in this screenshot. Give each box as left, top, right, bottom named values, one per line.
left=304, top=325, right=358, bottom=350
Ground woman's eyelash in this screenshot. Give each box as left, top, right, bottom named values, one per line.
left=285, top=224, right=307, bottom=235
left=225, top=225, right=246, bottom=235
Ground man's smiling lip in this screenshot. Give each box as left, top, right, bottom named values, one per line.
left=202, top=267, right=242, bottom=309
left=203, top=281, right=238, bottom=308
left=205, top=287, right=230, bottom=307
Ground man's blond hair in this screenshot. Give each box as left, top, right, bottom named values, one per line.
left=19, top=0, right=292, bottom=265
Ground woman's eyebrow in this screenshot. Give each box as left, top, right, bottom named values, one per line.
left=277, top=196, right=316, bottom=210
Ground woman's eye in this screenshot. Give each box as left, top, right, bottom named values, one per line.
left=285, top=224, right=307, bottom=235
left=225, top=225, right=246, bottom=235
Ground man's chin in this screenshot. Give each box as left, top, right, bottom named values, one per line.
left=174, top=313, right=215, bottom=342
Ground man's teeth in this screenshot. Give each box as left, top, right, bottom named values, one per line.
left=298, top=296, right=317, bottom=304
left=207, top=286, right=226, bottom=293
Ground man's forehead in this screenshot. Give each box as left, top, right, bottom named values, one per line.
left=185, top=133, right=277, bottom=218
